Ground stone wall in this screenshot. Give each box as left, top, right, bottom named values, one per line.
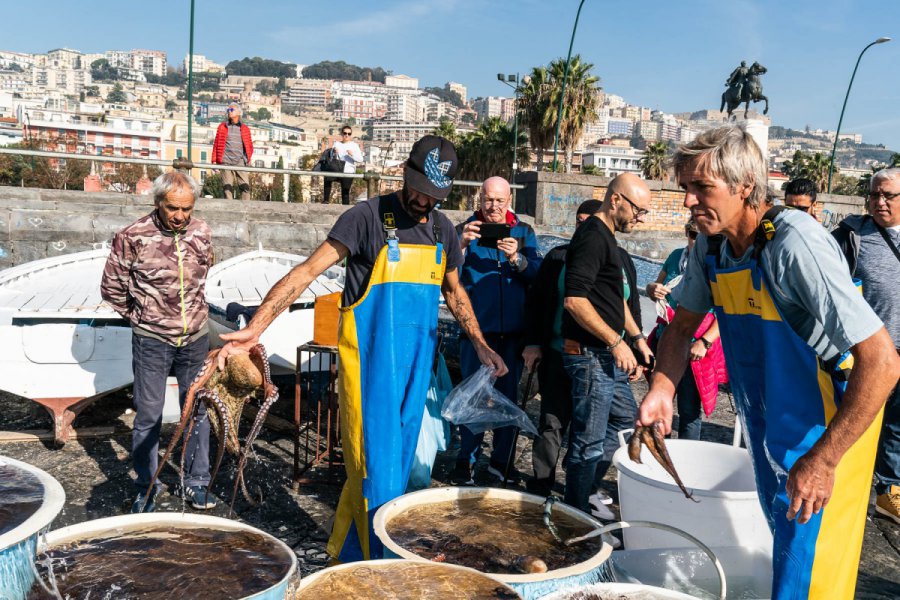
left=0, top=186, right=469, bottom=269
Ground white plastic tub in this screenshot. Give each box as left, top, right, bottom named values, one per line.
left=34, top=512, right=297, bottom=600
left=295, top=558, right=521, bottom=598
left=0, top=455, right=66, bottom=600
left=373, top=487, right=613, bottom=600
left=612, top=438, right=772, bottom=551
left=538, top=581, right=702, bottom=599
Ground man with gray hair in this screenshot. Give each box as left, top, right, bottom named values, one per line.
left=212, top=103, right=254, bottom=200
left=638, top=125, right=900, bottom=599
left=833, top=167, right=900, bottom=525
left=101, top=171, right=217, bottom=513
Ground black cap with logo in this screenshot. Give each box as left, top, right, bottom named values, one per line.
left=404, top=135, right=458, bottom=200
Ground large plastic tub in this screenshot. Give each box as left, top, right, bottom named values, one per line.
left=612, top=438, right=772, bottom=551
left=295, top=558, right=521, bottom=598
left=373, top=486, right=613, bottom=600
left=0, top=455, right=66, bottom=600
left=538, top=581, right=702, bottom=599
left=33, top=512, right=297, bottom=600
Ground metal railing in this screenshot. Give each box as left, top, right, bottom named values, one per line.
left=0, top=147, right=524, bottom=202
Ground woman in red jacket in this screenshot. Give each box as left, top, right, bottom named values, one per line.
left=212, top=103, right=254, bottom=200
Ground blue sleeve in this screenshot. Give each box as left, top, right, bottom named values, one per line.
left=675, top=237, right=714, bottom=314
left=768, top=217, right=883, bottom=354
left=516, top=226, right=542, bottom=282
left=662, top=248, right=684, bottom=280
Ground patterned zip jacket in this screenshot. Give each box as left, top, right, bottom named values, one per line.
left=101, top=211, right=212, bottom=347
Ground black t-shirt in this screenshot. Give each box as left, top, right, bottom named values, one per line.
left=562, top=216, right=625, bottom=348
left=327, top=193, right=464, bottom=306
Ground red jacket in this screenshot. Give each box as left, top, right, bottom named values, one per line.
left=212, top=121, right=253, bottom=164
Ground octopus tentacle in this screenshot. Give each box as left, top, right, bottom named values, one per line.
left=229, top=387, right=279, bottom=513
left=206, top=389, right=232, bottom=500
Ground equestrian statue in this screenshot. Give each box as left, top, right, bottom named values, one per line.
left=721, top=60, right=769, bottom=119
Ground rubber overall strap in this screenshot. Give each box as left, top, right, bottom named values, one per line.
left=379, top=194, right=399, bottom=243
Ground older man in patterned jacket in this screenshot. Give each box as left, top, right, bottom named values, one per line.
left=101, top=171, right=216, bottom=513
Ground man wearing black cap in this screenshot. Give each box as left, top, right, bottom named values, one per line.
left=219, top=135, right=506, bottom=562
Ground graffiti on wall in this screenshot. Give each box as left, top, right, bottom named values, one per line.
left=819, top=207, right=860, bottom=229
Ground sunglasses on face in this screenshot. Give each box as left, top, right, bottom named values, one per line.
left=868, top=191, right=900, bottom=203
left=687, top=230, right=698, bottom=239
left=341, top=131, right=352, bottom=136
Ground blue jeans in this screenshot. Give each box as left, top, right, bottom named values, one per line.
left=875, top=382, right=900, bottom=494
left=457, top=334, right=523, bottom=467
left=562, top=347, right=618, bottom=513
left=132, top=333, right=211, bottom=495
left=675, top=366, right=703, bottom=440
left=593, top=363, right=638, bottom=485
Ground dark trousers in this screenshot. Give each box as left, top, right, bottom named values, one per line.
left=457, top=334, right=523, bottom=467
left=561, top=347, right=636, bottom=513
left=875, top=382, right=900, bottom=494
left=132, top=333, right=211, bottom=495
left=323, top=176, right=352, bottom=205
left=529, top=347, right=636, bottom=497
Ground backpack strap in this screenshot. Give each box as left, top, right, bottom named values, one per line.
left=752, top=205, right=788, bottom=260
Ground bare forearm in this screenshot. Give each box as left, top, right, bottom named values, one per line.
left=623, top=299, right=641, bottom=338
left=811, top=329, right=900, bottom=467
left=446, top=286, right=487, bottom=346
left=563, top=296, right=618, bottom=346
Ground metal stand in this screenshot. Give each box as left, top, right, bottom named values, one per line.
left=292, top=343, right=341, bottom=490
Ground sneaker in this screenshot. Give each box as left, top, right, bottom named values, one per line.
left=487, top=460, right=521, bottom=483
left=180, top=485, right=218, bottom=510
left=131, top=492, right=156, bottom=514
left=590, top=503, right=616, bottom=522
left=449, top=461, right=474, bottom=486
left=875, top=485, right=900, bottom=526
left=589, top=490, right=614, bottom=506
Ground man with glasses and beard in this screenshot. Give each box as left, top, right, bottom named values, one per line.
left=217, top=136, right=506, bottom=563
left=559, top=172, right=654, bottom=514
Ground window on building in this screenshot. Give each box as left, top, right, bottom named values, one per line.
left=176, top=149, right=183, bottom=158
left=201, top=151, right=207, bottom=162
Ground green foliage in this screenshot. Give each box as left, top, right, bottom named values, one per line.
left=226, top=57, right=297, bottom=78
left=831, top=174, right=862, bottom=196
left=423, top=87, right=465, bottom=108
left=106, top=83, right=128, bottom=103
left=301, top=61, right=388, bottom=83
left=457, top=117, right=530, bottom=183
left=201, top=173, right=224, bottom=198
left=780, top=150, right=833, bottom=192
left=84, top=85, right=100, bottom=97
left=165, top=99, right=177, bottom=111
left=640, top=141, right=669, bottom=181
left=300, top=153, right=320, bottom=170
left=249, top=107, right=272, bottom=121
left=255, top=80, right=276, bottom=95
left=432, top=120, right=461, bottom=146
left=91, top=58, right=120, bottom=81
left=582, top=164, right=600, bottom=175
left=288, top=175, right=304, bottom=202
left=192, top=72, right=222, bottom=92
left=145, top=69, right=187, bottom=87
left=6, top=62, right=23, bottom=72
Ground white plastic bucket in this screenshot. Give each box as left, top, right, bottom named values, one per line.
left=295, top=558, right=520, bottom=598
left=0, top=456, right=66, bottom=599
left=538, top=582, right=703, bottom=599
left=612, top=437, right=772, bottom=551
left=36, top=512, right=297, bottom=600
left=373, top=486, right=613, bottom=600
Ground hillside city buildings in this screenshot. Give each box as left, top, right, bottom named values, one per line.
left=0, top=45, right=880, bottom=193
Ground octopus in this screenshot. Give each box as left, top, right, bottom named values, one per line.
left=141, top=344, right=279, bottom=513
left=629, top=421, right=698, bottom=502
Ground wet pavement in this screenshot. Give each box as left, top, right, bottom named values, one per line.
left=1, top=374, right=898, bottom=598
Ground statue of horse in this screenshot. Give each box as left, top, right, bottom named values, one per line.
left=720, top=63, right=769, bottom=119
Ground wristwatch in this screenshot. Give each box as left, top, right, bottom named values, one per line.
left=699, top=336, right=713, bottom=350
left=629, top=333, right=646, bottom=343
left=509, top=254, right=526, bottom=270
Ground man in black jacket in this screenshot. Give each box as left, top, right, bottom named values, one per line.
left=523, top=198, right=645, bottom=521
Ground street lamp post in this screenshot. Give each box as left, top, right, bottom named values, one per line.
left=551, top=0, right=588, bottom=172
left=497, top=73, right=520, bottom=184
left=186, top=0, right=196, bottom=164
left=827, top=36, right=891, bottom=193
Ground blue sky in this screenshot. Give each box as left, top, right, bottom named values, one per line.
left=7, top=0, right=899, bottom=150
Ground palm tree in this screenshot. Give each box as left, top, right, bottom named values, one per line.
left=806, top=152, right=832, bottom=192
left=543, top=55, right=601, bottom=172
left=640, top=141, right=669, bottom=180
left=432, top=119, right=461, bottom=146
left=518, top=66, right=553, bottom=171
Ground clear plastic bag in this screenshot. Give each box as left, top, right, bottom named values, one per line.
left=441, top=365, right=538, bottom=437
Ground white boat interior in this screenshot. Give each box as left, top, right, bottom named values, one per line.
left=205, top=249, right=345, bottom=373
left=0, top=249, right=132, bottom=402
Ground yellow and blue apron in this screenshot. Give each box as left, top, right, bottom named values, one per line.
left=326, top=201, right=446, bottom=562
left=705, top=209, right=882, bottom=599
